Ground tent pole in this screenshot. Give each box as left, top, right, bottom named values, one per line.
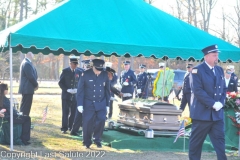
left=9, top=44, right=14, bottom=151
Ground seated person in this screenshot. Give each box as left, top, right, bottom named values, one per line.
left=0, top=83, right=31, bottom=145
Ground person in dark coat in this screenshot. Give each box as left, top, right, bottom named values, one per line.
left=105, top=62, right=118, bottom=119
left=19, top=52, right=38, bottom=116
left=179, top=63, right=193, bottom=111
left=77, top=59, right=110, bottom=149
left=70, top=60, right=92, bottom=136
left=0, top=83, right=31, bottom=145
left=136, top=64, right=148, bottom=99
left=227, top=65, right=239, bottom=83
left=225, top=69, right=238, bottom=92
left=58, top=56, right=82, bottom=134
left=120, top=61, right=137, bottom=101
left=189, top=45, right=227, bottom=160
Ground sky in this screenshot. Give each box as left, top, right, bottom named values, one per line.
left=151, top=0, right=238, bottom=39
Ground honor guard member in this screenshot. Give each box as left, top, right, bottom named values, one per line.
left=120, top=61, right=137, bottom=101
left=225, top=69, right=238, bottom=92
left=77, top=59, right=110, bottom=148
left=189, top=45, right=227, bottom=160
left=136, top=64, right=148, bottom=99
left=227, top=65, right=238, bottom=82
left=179, top=64, right=193, bottom=111
left=105, top=62, right=118, bottom=119
left=58, top=55, right=82, bottom=134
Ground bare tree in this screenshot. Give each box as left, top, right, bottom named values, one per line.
left=225, top=0, right=240, bottom=47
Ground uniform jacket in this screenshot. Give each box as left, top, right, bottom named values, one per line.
left=77, top=69, right=110, bottom=111
left=110, top=74, right=118, bottom=96
left=58, top=67, right=83, bottom=100
left=18, top=58, right=38, bottom=94
left=137, top=72, right=147, bottom=92
left=120, top=69, right=137, bottom=94
left=227, top=78, right=238, bottom=92
left=182, top=72, right=191, bottom=94
left=231, top=72, right=238, bottom=82
left=190, top=62, right=227, bottom=121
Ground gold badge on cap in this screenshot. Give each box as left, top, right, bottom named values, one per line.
left=192, top=69, right=198, bottom=74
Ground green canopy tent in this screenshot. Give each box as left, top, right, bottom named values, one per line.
left=1, top=0, right=240, bottom=61
left=0, top=0, right=240, bottom=151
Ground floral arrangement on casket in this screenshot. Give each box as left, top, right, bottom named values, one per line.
left=224, top=92, right=240, bottom=135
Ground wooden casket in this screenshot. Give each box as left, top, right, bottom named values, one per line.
left=118, top=100, right=182, bottom=131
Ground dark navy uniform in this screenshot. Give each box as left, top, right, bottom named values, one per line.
left=189, top=45, right=227, bottom=160
left=226, top=78, right=238, bottom=92
left=179, top=64, right=193, bottom=111
left=120, top=61, right=137, bottom=101
left=231, top=72, right=238, bottom=82
left=137, top=71, right=148, bottom=99
left=59, top=64, right=82, bottom=132
left=70, top=67, right=84, bottom=135
left=109, top=74, right=118, bottom=118
left=77, top=59, right=110, bottom=148
left=179, top=73, right=191, bottom=111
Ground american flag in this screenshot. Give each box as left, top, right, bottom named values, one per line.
left=42, top=106, right=48, bottom=123
left=173, top=120, right=185, bottom=143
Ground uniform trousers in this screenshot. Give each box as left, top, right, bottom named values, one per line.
left=61, top=99, right=76, bottom=131
left=9, top=115, right=31, bottom=143
left=82, top=106, right=106, bottom=146
left=20, top=94, right=33, bottom=116
left=179, top=92, right=191, bottom=111
left=108, top=100, right=113, bottom=119
left=71, top=109, right=82, bottom=134
left=189, top=119, right=227, bottom=160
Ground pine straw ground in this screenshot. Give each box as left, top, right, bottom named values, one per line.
left=0, top=81, right=239, bottom=160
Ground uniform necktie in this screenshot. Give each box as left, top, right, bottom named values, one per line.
left=211, top=68, right=215, bottom=76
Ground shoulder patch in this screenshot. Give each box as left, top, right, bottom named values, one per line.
left=192, top=69, right=198, bottom=74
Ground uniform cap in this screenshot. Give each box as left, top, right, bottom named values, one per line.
left=92, top=59, right=105, bottom=71
left=139, top=64, right=146, bottom=68
left=69, top=55, right=79, bottom=64
left=227, top=65, right=234, bottom=69
left=201, top=44, right=220, bottom=55
left=105, top=62, right=112, bottom=68
left=159, top=62, right=165, bottom=67
left=106, top=67, right=116, bottom=74
left=123, top=61, right=130, bottom=65
left=186, top=63, right=193, bottom=68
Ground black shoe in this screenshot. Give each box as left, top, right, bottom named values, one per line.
left=22, top=141, right=31, bottom=145
left=70, top=132, right=79, bottom=136
left=95, top=142, right=102, bottom=148
left=61, top=131, right=67, bottom=134
left=85, top=145, right=90, bottom=149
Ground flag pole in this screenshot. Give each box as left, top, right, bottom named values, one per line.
left=183, top=120, right=185, bottom=152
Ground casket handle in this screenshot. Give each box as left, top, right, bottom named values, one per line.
left=163, top=117, right=167, bottom=122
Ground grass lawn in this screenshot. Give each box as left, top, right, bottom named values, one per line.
left=0, top=81, right=239, bottom=159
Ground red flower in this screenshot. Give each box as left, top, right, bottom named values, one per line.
left=125, top=79, right=129, bottom=82
left=75, top=74, right=79, bottom=78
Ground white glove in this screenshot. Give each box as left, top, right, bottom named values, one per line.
left=123, top=82, right=129, bottom=86
left=72, top=88, right=77, bottom=94
left=213, top=102, right=223, bottom=111
left=67, top=89, right=72, bottom=93
left=110, top=97, right=118, bottom=102
left=137, top=89, right=141, bottom=94
left=77, top=106, right=83, bottom=113
left=106, top=107, right=109, bottom=114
